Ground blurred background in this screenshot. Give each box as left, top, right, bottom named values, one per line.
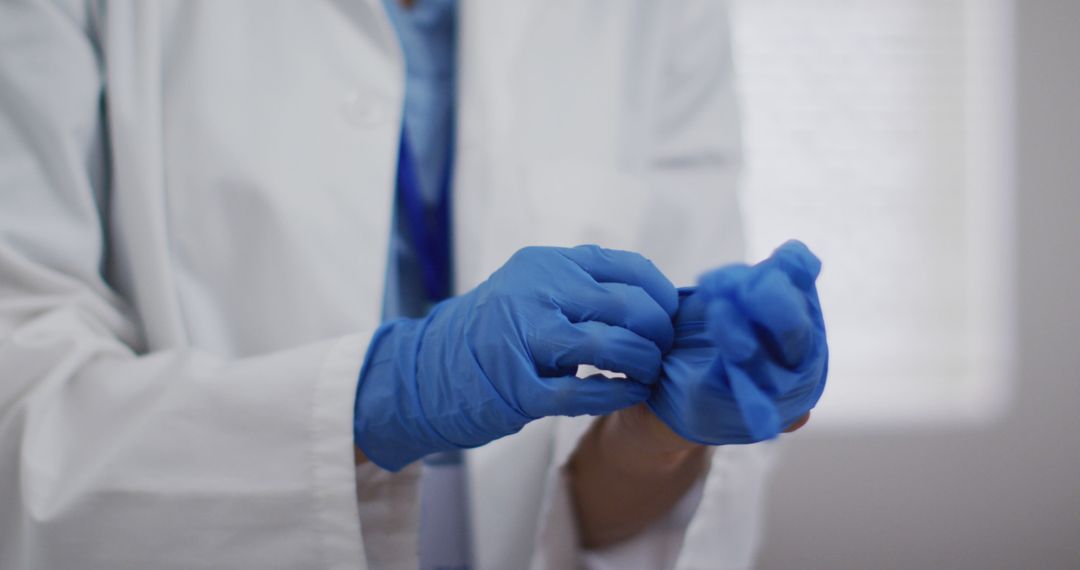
left=727, top=0, right=1080, bottom=567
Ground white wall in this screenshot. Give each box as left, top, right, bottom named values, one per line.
left=756, top=1, right=1080, bottom=568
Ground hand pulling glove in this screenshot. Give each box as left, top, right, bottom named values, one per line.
left=356, top=245, right=679, bottom=471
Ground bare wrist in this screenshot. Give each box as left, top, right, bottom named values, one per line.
left=609, top=403, right=703, bottom=455
left=589, top=404, right=707, bottom=479
left=568, top=404, right=710, bottom=549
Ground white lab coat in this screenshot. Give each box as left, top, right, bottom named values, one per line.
left=0, top=1, right=774, bottom=569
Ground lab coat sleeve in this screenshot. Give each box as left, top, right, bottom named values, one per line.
left=0, top=3, right=411, bottom=568
left=529, top=417, right=777, bottom=570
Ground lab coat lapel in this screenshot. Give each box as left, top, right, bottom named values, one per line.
left=325, top=0, right=401, bottom=63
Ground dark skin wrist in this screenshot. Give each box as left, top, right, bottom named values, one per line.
left=568, top=404, right=708, bottom=549
left=568, top=403, right=810, bottom=549
left=358, top=400, right=811, bottom=548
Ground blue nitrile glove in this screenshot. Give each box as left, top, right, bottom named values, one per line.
left=648, top=240, right=828, bottom=445
left=356, top=245, right=679, bottom=471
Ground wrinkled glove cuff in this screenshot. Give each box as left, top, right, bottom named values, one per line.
left=354, top=317, right=457, bottom=472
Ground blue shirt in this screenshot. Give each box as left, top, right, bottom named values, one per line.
left=380, top=2, right=471, bottom=569
left=381, top=0, right=457, bottom=321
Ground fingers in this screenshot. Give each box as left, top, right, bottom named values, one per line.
left=698, top=246, right=819, bottom=369
left=706, top=297, right=757, bottom=363
left=530, top=320, right=664, bottom=384
left=732, top=340, right=827, bottom=402
left=557, top=245, right=679, bottom=318
left=725, top=363, right=782, bottom=441
left=556, top=281, right=675, bottom=352
left=766, top=240, right=826, bottom=331
left=737, top=267, right=815, bottom=368
left=698, top=263, right=753, bottom=299
left=524, top=373, right=651, bottom=418
left=768, top=240, right=821, bottom=292
left=667, top=242, right=826, bottom=444
left=712, top=315, right=825, bottom=397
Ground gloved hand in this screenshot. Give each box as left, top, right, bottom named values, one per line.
left=355, top=245, right=679, bottom=471
left=648, top=240, right=828, bottom=445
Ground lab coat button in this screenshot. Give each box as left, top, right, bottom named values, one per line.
left=342, top=90, right=390, bottom=128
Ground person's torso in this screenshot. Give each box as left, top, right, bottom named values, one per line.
left=92, top=2, right=743, bottom=567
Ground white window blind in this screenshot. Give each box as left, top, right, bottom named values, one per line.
left=731, top=0, right=1014, bottom=426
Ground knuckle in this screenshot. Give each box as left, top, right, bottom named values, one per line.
left=606, top=282, right=632, bottom=310
left=510, top=245, right=541, bottom=263
left=538, top=378, right=576, bottom=414
left=624, top=283, right=653, bottom=310
left=626, top=250, right=649, bottom=268
left=518, top=245, right=560, bottom=266
left=579, top=323, right=605, bottom=356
